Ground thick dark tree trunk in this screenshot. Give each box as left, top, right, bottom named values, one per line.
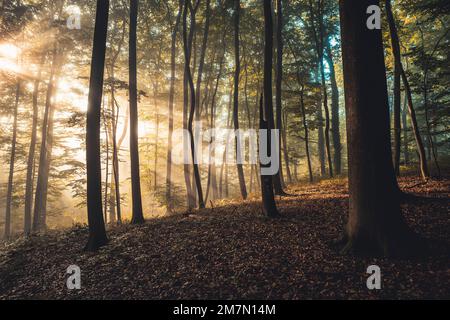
left=339, top=0, right=418, bottom=257
left=233, top=0, right=248, bottom=200
left=4, top=80, right=20, bottom=239
left=85, top=0, right=109, bottom=251
left=129, top=0, right=145, bottom=223
left=385, top=0, right=428, bottom=181
left=261, top=0, right=280, bottom=218
left=166, top=0, right=183, bottom=212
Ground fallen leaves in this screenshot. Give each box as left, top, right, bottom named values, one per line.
left=0, top=176, right=448, bottom=299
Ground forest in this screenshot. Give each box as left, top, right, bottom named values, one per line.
left=0, top=0, right=449, bottom=300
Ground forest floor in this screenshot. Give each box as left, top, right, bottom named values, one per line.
left=0, top=176, right=449, bottom=300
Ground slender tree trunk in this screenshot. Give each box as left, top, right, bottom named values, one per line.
left=85, top=0, right=109, bottom=251
left=108, top=11, right=127, bottom=223
left=183, top=0, right=204, bottom=208
left=195, top=0, right=210, bottom=119
left=297, top=78, right=313, bottom=183
left=402, top=94, right=409, bottom=165
left=166, top=0, right=182, bottom=212
left=325, top=42, right=342, bottom=175
left=40, top=70, right=60, bottom=229
left=102, top=97, right=110, bottom=222
left=33, top=46, right=58, bottom=232
left=111, top=80, right=122, bottom=223
left=309, top=0, right=332, bottom=177
left=420, top=28, right=448, bottom=177
left=261, top=0, right=279, bottom=217
left=205, top=34, right=225, bottom=203
left=129, top=0, right=145, bottom=223
left=385, top=0, right=401, bottom=176
left=219, top=89, right=233, bottom=199
left=233, top=0, right=248, bottom=200
left=385, top=0, right=428, bottom=180
left=273, top=0, right=287, bottom=193
left=4, top=80, right=20, bottom=239
left=24, top=55, right=44, bottom=235
left=153, top=86, right=159, bottom=191
left=317, top=103, right=325, bottom=175
left=339, top=0, right=417, bottom=256
left=281, top=110, right=292, bottom=183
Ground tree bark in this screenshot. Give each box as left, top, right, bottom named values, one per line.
left=339, top=0, right=418, bottom=256
left=261, top=0, right=279, bottom=217
left=166, top=0, right=183, bottom=212
left=85, top=0, right=109, bottom=251
left=233, top=0, right=248, bottom=200
left=325, top=41, right=342, bottom=175
left=4, top=79, right=20, bottom=239
left=298, top=79, right=313, bottom=183
left=33, top=45, right=58, bottom=232
left=24, top=54, right=44, bottom=235
left=273, top=0, right=287, bottom=192
left=129, top=0, right=145, bottom=223
left=309, top=0, right=333, bottom=178
left=183, top=0, right=205, bottom=208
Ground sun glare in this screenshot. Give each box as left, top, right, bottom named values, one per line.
left=0, top=58, right=21, bottom=74
left=0, top=43, right=21, bottom=60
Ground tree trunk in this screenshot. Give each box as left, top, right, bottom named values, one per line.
left=24, top=55, right=44, bottom=235
left=166, top=0, right=183, bottom=212
left=273, top=0, right=286, bottom=193
left=205, top=34, right=225, bottom=203
left=183, top=0, right=204, bottom=208
left=4, top=80, right=20, bottom=239
left=385, top=0, right=401, bottom=176
left=297, top=78, right=313, bottom=183
left=233, top=0, right=248, bottom=200
left=261, top=0, right=279, bottom=217
left=281, top=109, right=292, bottom=183
left=309, top=0, right=333, bottom=178
left=33, top=46, right=58, bottom=232
left=402, top=94, right=409, bottom=165
left=385, top=0, right=429, bottom=180
left=195, top=0, right=210, bottom=119
left=420, top=27, right=448, bottom=177
left=129, top=0, right=145, bottom=223
left=102, top=97, right=110, bottom=223
left=85, top=0, right=109, bottom=251
left=325, top=41, right=342, bottom=175
left=153, top=86, right=159, bottom=191
left=219, top=89, right=233, bottom=199
left=339, top=0, right=418, bottom=256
